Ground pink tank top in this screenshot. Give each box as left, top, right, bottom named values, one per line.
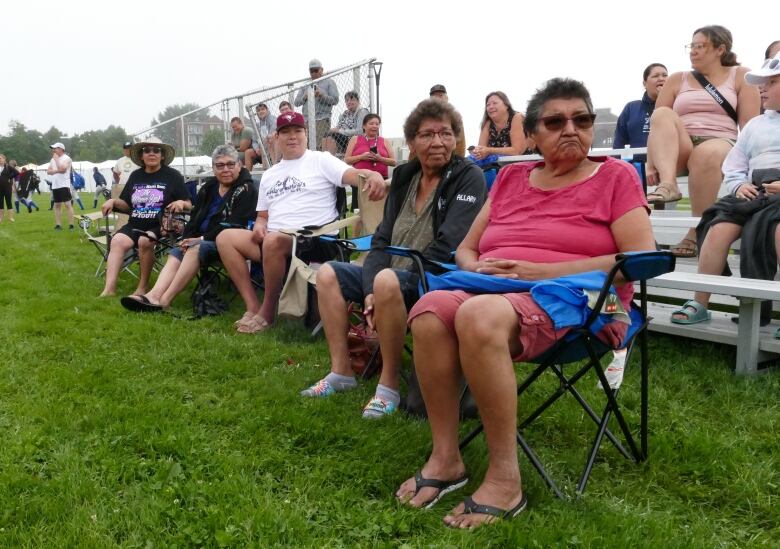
left=352, top=135, right=389, bottom=178
left=673, top=66, right=739, bottom=139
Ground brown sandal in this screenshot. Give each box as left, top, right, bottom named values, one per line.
left=233, top=311, right=254, bottom=327
left=647, top=184, right=683, bottom=204
left=670, top=238, right=697, bottom=258
left=236, top=313, right=272, bottom=334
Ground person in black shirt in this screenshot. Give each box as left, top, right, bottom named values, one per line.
left=99, top=137, right=190, bottom=297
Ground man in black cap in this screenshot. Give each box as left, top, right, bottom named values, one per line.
left=112, top=141, right=138, bottom=229
left=423, top=84, right=466, bottom=157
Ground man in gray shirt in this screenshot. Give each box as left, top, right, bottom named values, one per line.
left=294, top=58, right=339, bottom=150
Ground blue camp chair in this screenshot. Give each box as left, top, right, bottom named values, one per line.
left=388, top=248, right=675, bottom=498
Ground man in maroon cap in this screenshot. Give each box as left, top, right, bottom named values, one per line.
left=216, top=111, right=387, bottom=334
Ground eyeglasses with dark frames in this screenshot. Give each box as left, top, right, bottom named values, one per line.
left=214, top=162, right=237, bottom=171
left=141, top=146, right=162, bottom=154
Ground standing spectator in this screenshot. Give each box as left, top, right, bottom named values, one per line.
left=92, top=166, right=109, bottom=208
left=323, top=91, right=368, bottom=155
left=0, top=155, right=19, bottom=223
left=645, top=25, right=760, bottom=257
left=427, top=85, right=466, bottom=157
left=16, top=168, right=40, bottom=212
left=113, top=141, right=138, bottom=231
left=614, top=63, right=668, bottom=150
left=254, top=103, right=277, bottom=167
left=47, top=142, right=74, bottom=230
left=229, top=117, right=255, bottom=168
left=99, top=137, right=190, bottom=297
left=294, top=59, right=339, bottom=150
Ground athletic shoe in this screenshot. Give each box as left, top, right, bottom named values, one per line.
left=300, top=379, right=335, bottom=397
left=362, top=396, right=397, bottom=419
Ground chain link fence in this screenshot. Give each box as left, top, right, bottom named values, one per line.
left=131, top=59, right=381, bottom=176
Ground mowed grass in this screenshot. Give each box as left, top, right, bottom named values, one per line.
left=0, top=198, right=779, bottom=547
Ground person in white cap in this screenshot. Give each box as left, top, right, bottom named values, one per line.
left=294, top=59, right=339, bottom=149
left=46, top=142, right=74, bottom=230
left=671, top=51, right=780, bottom=330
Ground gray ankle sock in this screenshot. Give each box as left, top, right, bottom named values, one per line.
left=375, top=384, right=400, bottom=406
left=325, top=372, right=358, bottom=391
left=362, top=384, right=401, bottom=418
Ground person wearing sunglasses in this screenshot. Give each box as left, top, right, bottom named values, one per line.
left=99, top=137, right=191, bottom=297
left=120, top=145, right=258, bottom=313
left=671, top=52, right=780, bottom=329
left=645, top=25, right=760, bottom=258
left=397, top=78, right=655, bottom=528
left=301, top=99, right=486, bottom=418
left=294, top=58, right=339, bottom=150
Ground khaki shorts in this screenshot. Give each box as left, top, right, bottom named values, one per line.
left=690, top=135, right=736, bottom=147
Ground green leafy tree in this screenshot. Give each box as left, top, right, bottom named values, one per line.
left=0, top=121, right=51, bottom=164
left=150, top=103, right=209, bottom=151
left=199, top=128, right=225, bottom=156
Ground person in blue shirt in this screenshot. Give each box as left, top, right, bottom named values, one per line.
left=613, top=63, right=668, bottom=151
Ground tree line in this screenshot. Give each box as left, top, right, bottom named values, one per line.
left=0, top=103, right=225, bottom=165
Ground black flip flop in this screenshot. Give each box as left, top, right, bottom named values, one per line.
left=408, top=470, right=468, bottom=510
left=457, top=494, right=528, bottom=523
left=120, top=295, right=163, bottom=313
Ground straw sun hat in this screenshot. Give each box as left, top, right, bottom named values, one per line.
left=130, top=136, right=176, bottom=167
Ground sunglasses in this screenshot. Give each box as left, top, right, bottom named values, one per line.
left=214, top=161, right=237, bottom=171
left=537, top=113, right=596, bottom=132
left=141, top=146, right=163, bottom=154
left=761, top=57, right=780, bottom=70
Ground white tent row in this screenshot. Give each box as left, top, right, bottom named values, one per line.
left=32, top=156, right=213, bottom=193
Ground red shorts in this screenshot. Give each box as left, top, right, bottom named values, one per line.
left=408, top=290, right=628, bottom=362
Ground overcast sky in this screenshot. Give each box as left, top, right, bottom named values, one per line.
left=2, top=0, right=775, bottom=152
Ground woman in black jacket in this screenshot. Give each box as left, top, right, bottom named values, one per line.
left=121, top=145, right=257, bottom=312
left=301, top=99, right=487, bottom=418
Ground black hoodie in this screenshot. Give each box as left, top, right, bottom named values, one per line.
left=361, top=155, right=487, bottom=294
left=183, top=167, right=258, bottom=241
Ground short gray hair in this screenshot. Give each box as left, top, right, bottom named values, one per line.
left=212, top=145, right=239, bottom=164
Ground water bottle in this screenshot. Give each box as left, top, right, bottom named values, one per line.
left=620, top=145, right=633, bottom=163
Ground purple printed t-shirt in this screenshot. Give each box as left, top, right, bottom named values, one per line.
left=119, top=165, right=188, bottom=232
left=478, top=156, right=650, bottom=309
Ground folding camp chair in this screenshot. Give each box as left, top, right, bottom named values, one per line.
left=453, top=251, right=676, bottom=499
left=77, top=213, right=137, bottom=279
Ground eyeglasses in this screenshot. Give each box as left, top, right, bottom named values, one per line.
left=214, top=161, right=237, bottom=171
left=761, top=57, right=780, bottom=70
left=537, top=113, right=596, bottom=132
left=684, top=42, right=708, bottom=53
left=141, top=146, right=162, bottom=154
left=415, top=129, right=456, bottom=143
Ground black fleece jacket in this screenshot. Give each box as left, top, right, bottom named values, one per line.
left=361, top=155, right=487, bottom=294
left=183, top=167, right=258, bottom=241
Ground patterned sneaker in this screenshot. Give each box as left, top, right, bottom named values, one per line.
left=300, top=379, right=335, bottom=398
left=362, top=396, right=397, bottom=419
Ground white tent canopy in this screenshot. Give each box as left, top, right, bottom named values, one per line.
left=33, top=155, right=214, bottom=192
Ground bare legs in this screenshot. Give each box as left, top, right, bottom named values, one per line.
left=216, top=229, right=291, bottom=324
left=646, top=107, right=693, bottom=192
left=317, top=266, right=410, bottom=385
left=399, top=294, right=525, bottom=528
left=100, top=233, right=134, bottom=296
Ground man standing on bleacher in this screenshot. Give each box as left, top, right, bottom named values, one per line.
left=216, top=111, right=387, bottom=334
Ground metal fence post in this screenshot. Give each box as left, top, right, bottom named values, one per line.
left=180, top=115, right=186, bottom=177
left=307, top=85, right=316, bottom=151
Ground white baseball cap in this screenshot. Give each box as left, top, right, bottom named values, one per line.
left=745, top=52, right=780, bottom=85
left=50, top=142, right=66, bottom=150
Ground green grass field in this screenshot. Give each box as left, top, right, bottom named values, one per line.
left=0, top=197, right=778, bottom=547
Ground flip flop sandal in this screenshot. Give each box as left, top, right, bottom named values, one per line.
left=402, top=470, right=469, bottom=510
left=647, top=184, right=683, bottom=204
left=775, top=327, right=780, bottom=340
left=671, top=300, right=711, bottom=325
left=236, top=314, right=272, bottom=334
left=671, top=238, right=697, bottom=258
left=448, top=494, right=528, bottom=528
left=120, top=295, right=163, bottom=313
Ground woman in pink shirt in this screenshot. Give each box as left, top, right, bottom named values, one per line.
left=645, top=25, right=760, bottom=257
left=395, top=78, right=655, bottom=528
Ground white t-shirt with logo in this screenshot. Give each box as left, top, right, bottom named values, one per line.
left=113, top=155, right=139, bottom=186
left=49, top=153, right=72, bottom=190
left=257, top=150, right=350, bottom=231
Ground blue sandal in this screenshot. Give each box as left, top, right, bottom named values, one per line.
left=671, top=300, right=711, bottom=325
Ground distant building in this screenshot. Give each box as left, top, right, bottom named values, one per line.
left=593, top=107, right=618, bottom=149
left=180, top=115, right=224, bottom=149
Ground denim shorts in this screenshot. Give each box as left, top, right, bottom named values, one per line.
left=169, top=238, right=219, bottom=265
left=328, top=261, right=420, bottom=310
